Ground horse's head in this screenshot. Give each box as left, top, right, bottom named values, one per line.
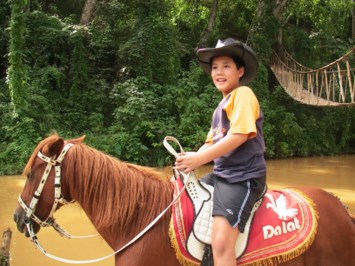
left=13, top=134, right=85, bottom=237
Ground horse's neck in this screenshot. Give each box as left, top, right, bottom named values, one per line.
left=66, top=158, right=173, bottom=247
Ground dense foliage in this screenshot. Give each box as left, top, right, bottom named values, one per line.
left=0, top=0, right=354, bottom=175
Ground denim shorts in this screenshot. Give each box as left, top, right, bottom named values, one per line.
left=201, top=173, right=266, bottom=233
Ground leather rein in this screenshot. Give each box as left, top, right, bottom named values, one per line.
left=18, top=139, right=189, bottom=264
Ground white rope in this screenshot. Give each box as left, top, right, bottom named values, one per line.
left=26, top=172, right=188, bottom=264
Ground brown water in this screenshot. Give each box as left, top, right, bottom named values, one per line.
left=1, top=155, right=354, bottom=266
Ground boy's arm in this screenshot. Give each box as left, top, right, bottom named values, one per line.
left=176, top=133, right=248, bottom=173
left=198, top=142, right=213, bottom=152
left=199, top=133, right=248, bottom=163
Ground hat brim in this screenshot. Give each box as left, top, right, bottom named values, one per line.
left=197, top=43, right=258, bottom=85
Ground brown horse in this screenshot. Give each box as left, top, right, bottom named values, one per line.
left=13, top=135, right=355, bottom=266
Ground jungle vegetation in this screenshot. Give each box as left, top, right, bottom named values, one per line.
left=0, top=0, right=354, bottom=174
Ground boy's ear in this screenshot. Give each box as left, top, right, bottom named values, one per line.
left=238, top=67, right=245, bottom=78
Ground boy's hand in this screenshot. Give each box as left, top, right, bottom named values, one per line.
left=175, top=152, right=201, bottom=173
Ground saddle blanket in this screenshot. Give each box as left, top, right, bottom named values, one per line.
left=169, top=178, right=319, bottom=266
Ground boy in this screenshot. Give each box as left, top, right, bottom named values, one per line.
left=175, top=38, right=267, bottom=266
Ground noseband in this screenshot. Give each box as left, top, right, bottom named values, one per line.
left=18, top=143, right=76, bottom=235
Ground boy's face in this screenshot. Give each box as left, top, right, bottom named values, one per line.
left=211, top=56, right=245, bottom=97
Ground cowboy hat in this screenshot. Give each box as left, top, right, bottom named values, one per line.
left=196, top=38, right=259, bottom=85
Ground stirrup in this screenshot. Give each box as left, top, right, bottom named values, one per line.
left=201, top=245, right=214, bottom=266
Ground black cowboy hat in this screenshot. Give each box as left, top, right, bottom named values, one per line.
left=197, top=38, right=259, bottom=85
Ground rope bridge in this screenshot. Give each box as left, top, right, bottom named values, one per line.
left=270, top=47, right=354, bottom=106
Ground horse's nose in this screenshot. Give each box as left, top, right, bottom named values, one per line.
left=13, top=212, right=19, bottom=223
left=13, top=207, right=24, bottom=224
left=13, top=209, right=27, bottom=233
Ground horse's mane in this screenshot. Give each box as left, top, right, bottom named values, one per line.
left=64, top=140, right=174, bottom=234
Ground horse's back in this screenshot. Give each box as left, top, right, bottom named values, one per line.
left=282, top=186, right=355, bottom=266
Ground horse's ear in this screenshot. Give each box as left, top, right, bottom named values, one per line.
left=43, top=137, right=65, bottom=157
left=67, top=135, right=86, bottom=144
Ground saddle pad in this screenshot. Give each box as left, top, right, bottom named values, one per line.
left=169, top=178, right=319, bottom=266
left=169, top=178, right=199, bottom=265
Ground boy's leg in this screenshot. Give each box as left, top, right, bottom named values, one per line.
left=209, top=176, right=266, bottom=266
left=212, top=216, right=239, bottom=266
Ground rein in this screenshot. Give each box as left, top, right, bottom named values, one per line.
left=20, top=137, right=190, bottom=264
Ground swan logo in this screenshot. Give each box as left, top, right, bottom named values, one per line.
left=262, top=193, right=300, bottom=240
left=265, top=193, right=298, bottom=220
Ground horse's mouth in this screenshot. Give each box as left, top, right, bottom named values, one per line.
left=16, top=219, right=41, bottom=238
left=13, top=209, right=41, bottom=237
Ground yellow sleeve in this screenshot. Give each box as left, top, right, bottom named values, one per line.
left=205, top=109, right=216, bottom=143
left=205, top=128, right=214, bottom=143
left=224, top=86, right=260, bottom=138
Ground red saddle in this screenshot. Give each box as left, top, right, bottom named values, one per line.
left=169, top=178, right=319, bottom=266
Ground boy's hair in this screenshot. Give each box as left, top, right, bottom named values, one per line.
left=210, top=55, right=246, bottom=69
left=232, top=56, right=246, bottom=69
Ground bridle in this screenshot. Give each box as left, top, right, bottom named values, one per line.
left=18, top=143, right=78, bottom=236
left=17, top=138, right=189, bottom=264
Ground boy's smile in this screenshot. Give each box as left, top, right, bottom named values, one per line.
left=211, top=56, right=245, bottom=97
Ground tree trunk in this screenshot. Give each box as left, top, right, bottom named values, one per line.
left=8, top=0, right=29, bottom=116
left=80, top=0, right=97, bottom=25
left=198, top=0, right=219, bottom=47
left=247, top=0, right=288, bottom=52
left=0, top=228, right=12, bottom=266
left=273, top=0, right=288, bottom=52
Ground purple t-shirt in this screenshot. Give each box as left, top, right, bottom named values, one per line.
left=206, top=87, right=266, bottom=183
